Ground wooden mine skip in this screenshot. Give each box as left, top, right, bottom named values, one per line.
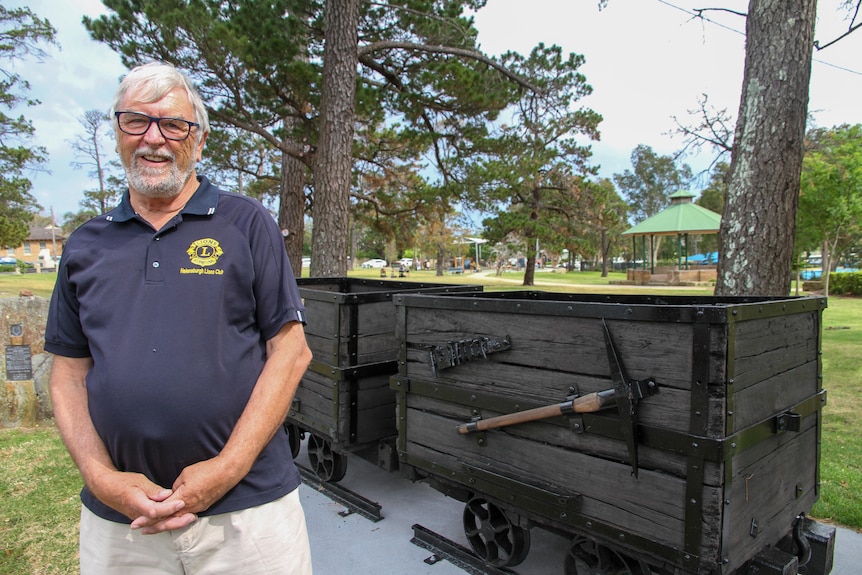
left=287, top=278, right=482, bottom=481
left=390, top=291, right=834, bottom=574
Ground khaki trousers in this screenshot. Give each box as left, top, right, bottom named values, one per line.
left=80, top=488, right=312, bottom=575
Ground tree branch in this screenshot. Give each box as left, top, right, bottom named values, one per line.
left=358, top=40, right=542, bottom=93
left=693, top=7, right=747, bottom=18
left=814, top=20, right=862, bottom=50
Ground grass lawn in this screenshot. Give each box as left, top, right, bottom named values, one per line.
left=0, top=427, right=81, bottom=574
left=815, top=296, right=862, bottom=527
left=0, top=268, right=858, bottom=574
left=0, top=271, right=58, bottom=299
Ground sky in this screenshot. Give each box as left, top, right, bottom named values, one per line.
left=9, top=0, right=862, bottom=221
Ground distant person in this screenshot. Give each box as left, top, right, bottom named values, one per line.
left=45, top=61, right=313, bottom=574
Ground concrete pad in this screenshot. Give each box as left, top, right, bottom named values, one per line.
left=297, top=446, right=857, bottom=574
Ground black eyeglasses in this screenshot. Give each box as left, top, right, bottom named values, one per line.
left=114, top=111, right=199, bottom=141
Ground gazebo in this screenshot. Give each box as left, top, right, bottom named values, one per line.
left=621, top=190, right=721, bottom=284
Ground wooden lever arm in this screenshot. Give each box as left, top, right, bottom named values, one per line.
left=457, top=389, right=616, bottom=434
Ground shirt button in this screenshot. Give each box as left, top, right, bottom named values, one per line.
left=152, top=261, right=160, bottom=268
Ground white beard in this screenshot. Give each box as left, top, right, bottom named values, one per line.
left=124, top=148, right=194, bottom=199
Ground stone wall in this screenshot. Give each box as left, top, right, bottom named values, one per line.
left=667, top=268, right=718, bottom=285
left=1, top=295, right=53, bottom=428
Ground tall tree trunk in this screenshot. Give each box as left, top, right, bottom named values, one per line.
left=715, top=0, right=817, bottom=296
left=600, top=228, right=610, bottom=277
left=821, top=239, right=831, bottom=295
left=310, top=0, right=359, bottom=277
left=522, top=188, right=540, bottom=287
left=436, top=244, right=445, bottom=276
left=279, top=147, right=306, bottom=277
left=522, top=248, right=536, bottom=286
left=651, top=236, right=663, bottom=267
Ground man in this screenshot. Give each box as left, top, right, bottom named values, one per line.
left=45, top=61, right=314, bottom=574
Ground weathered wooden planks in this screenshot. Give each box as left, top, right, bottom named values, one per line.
left=289, top=278, right=481, bottom=453
left=299, top=278, right=482, bottom=367
left=391, top=291, right=827, bottom=574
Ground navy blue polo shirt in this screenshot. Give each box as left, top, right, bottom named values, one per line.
left=45, top=176, right=306, bottom=523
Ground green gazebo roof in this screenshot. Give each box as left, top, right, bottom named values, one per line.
left=623, top=190, right=721, bottom=237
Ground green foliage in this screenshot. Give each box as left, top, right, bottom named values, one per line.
left=0, top=427, right=81, bottom=574
left=798, top=124, right=862, bottom=269
left=0, top=5, right=55, bottom=247
left=85, top=0, right=589, bottom=276
left=812, top=296, right=862, bottom=527
left=828, top=272, right=862, bottom=295
left=613, top=144, right=693, bottom=223
left=464, top=42, right=602, bottom=283
left=696, top=162, right=727, bottom=215
left=691, top=163, right=727, bottom=256
left=86, top=0, right=321, bottom=161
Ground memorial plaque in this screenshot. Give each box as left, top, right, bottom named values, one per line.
left=6, top=345, right=32, bottom=381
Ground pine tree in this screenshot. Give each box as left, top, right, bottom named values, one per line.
left=0, top=5, right=56, bottom=247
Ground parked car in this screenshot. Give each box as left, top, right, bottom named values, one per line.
left=360, top=258, right=388, bottom=269
left=0, top=257, right=17, bottom=265
left=397, top=258, right=413, bottom=268
left=302, top=257, right=311, bottom=268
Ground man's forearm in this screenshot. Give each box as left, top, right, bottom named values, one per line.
left=51, top=355, right=195, bottom=527
left=49, top=355, right=117, bottom=486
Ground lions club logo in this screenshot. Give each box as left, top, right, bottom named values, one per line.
left=187, top=238, right=224, bottom=267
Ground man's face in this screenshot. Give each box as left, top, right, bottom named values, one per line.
left=116, top=86, right=206, bottom=199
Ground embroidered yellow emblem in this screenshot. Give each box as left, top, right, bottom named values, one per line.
left=187, top=238, right=224, bottom=267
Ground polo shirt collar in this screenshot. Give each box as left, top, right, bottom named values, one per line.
left=106, top=176, right=219, bottom=223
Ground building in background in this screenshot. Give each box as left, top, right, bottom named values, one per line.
left=4, top=225, right=66, bottom=269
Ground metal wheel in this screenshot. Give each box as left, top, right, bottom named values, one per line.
left=283, top=423, right=303, bottom=459
left=462, top=497, right=531, bottom=567
left=307, top=434, right=348, bottom=482
left=564, top=535, right=648, bottom=575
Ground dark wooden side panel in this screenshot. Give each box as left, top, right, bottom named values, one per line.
left=289, top=367, right=398, bottom=448
left=299, top=280, right=483, bottom=367
left=401, top=309, right=698, bottom=390
left=394, top=294, right=825, bottom=574
left=405, top=392, right=723, bottom=482
left=732, top=360, right=820, bottom=430
left=302, top=297, right=341, bottom=364
left=289, top=367, right=348, bottom=441
left=353, top=301, right=400, bottom=364
left=399, top=394, right=720, bottom=552
left=723, top=414, right=819, bottom=573
left=401, top=307, right=710, bottom=438
left=731, top=311, right=820, bottom=393
left=355, top=373, right=397, bottom=444
left=355, top=402, right=396, bottom=444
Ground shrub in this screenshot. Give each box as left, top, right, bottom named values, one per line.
left=829, top=272, right=862, bottom=295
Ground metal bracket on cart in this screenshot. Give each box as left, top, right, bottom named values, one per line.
left=773, top=410, right=802, bottom=433
left=603, top=318, right=656, bottom=478
left=565, top=389, right=586, bottom=434
left=466, top=411, right=488, bottom=447
left=746, top=512, right=838, bottom=575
